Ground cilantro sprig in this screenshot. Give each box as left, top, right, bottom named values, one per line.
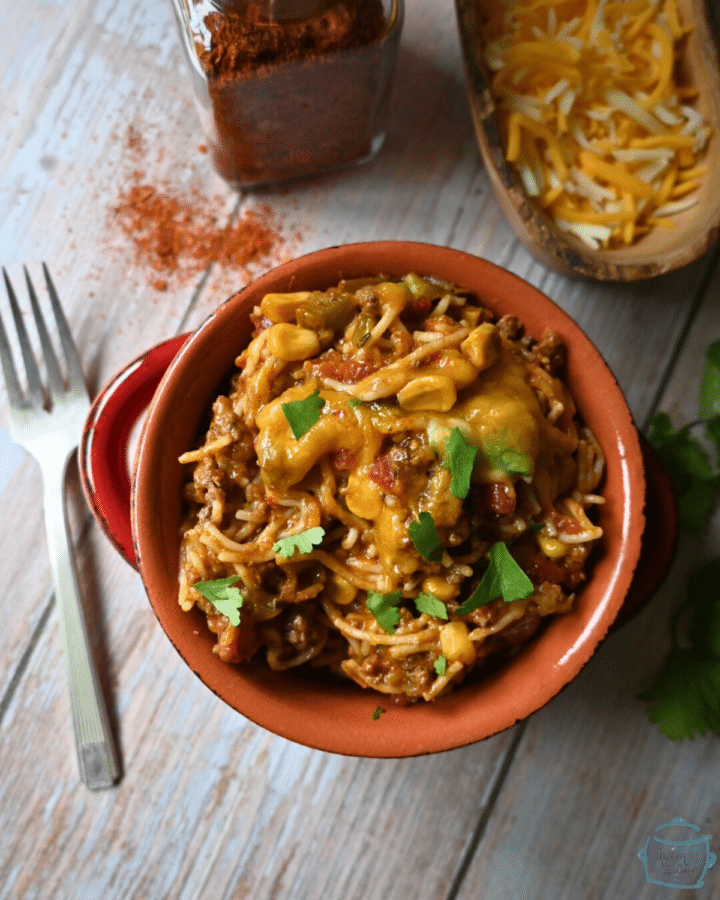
left=281, top=389, right=326, bottom=440
left=456, top=541, right=533, bottom=614
left=409, top=511, right=444, bottom=561
left=273, top=526, right=325, bottom=558
left=415, top=592, right=449, bottom=620
left=646, top=414, right=720, bottom=531
left=366, top=590, right=403, bottom=634
left=640, top=560, right=720, bottom=740
left=641, top=339, right=720, bottom=738
left=646, top=338, right=720, bottom=532
left=365, top=590, right=449, bottom=634
left=444, top=427, right=478, bottom=499
left=192, top=576, right=244, bottom=626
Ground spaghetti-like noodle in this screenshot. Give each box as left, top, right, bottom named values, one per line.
left=178, top=274, right=605, bottom=701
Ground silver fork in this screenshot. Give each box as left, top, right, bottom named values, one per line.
left=0, top=265, right=120, bottom=790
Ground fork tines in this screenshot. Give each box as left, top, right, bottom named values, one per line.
left=1, top=264, right=83, bottom=409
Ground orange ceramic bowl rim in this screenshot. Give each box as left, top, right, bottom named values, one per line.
left=131, top=241, right=645, bottom=757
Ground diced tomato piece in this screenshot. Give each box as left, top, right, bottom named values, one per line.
left=513, top=545, right=565, bottom=585
left=473, top=482, right=517, bottom=516
left=411, top=298, right=432, bottom=315
left=215, top=619, right=259, bottom=664
left=368, top=454, right=402, bottom=494
left=317, top=358, right=379, bottom=384
left=331, top=449, right=357, bottom=471
left=548, top=511, right=583, bottom=535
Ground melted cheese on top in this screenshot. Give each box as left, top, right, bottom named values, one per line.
left=254, top=349, right=575, bottom=535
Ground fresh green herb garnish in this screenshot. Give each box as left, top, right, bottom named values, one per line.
left=281, top=389, right=326, bottom=440
left=366, top=590, right=404, bottom=634
left=445, top=427, right=479, bottom=499
left=700, top=340, right=720, bottom=420
left=434, top=653, right=447, bottom=677
left=646, top=339, right=720, bottom=532
left=456, top=542, right=533, bottom=614
left=273, top=526, right=325, bottom=558
left=372, top=707, right=385, bottom=720
left=414, top=592, right=449, bottom=620
left=409, top=511, right=444, bottom=561
left=192, top=576, right=244, bottom=626
left=646, top=413, right=720, bottom=531
left=348, top=398, right=366, bottom=409
left=641, top=339, right=720, bottom=738
left=640, top=560, right=720, bottom=740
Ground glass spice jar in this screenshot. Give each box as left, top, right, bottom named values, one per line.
left=168, top=0, right=404, bottom=188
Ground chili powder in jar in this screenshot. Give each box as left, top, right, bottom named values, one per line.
left=169, top=0, right=403, bottom=188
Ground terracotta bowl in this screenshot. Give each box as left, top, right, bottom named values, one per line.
left=454, top=0, right=720, bottom=280
left=81, top=242, right=656, bottom=756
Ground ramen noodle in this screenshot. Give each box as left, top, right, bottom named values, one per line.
left=178, top=274, right=605, bottom=702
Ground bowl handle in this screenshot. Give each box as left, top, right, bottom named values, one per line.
left=79, top=334, right=190, bottom=569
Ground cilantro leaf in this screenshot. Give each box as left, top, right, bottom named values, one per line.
left=706, top=416, right=720, bottom=468
left=434, top=653, right=447, bottom=677
left=414, top=592, right=449, bottom=620
left=273, top=526, right=325, bottom=558
left=699, top=339, right=720, bottom=419
left=641, top=651, right=720, bottom=740
left=640, top=560, right=720, bottom=740
left=366, top=590, right=403, bottom=634
left=685, top=559, right=720, bottom=659
left=372, top=707, right=385, bottom=720
left=456, top=542, right=533, bottom=614
left=444, top=427, right=478, bottom=499
left=409, top=512, right=444, bottom=561
left=641, top=340, right=720, bottom=740
left=678, top=480, right=719, bottom=533
left=281, top=389, right=326, bottom=440
left=192, top=576, right=244, bottom=626
left=646, top=412, right=718, bottom=532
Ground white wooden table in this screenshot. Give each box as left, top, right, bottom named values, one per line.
left=1, top=1, right=719, bottom=897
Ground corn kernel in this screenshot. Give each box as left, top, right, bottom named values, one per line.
left=537, top=534, right=569, bottom=558
left=345, top=474, right=384, bottom=519
left=440, top=621, right=477, bottom=665
left=397, top=373, right=457, bottom=412
left=461, top=323, right=501, bottom=371
left=260, top=291, right=312, bottom=323
left=266, top=323, right=320, bottom=361
left=421, top=576, right=459, bottom=603
left=324, top=573, right=358, bottom=606
left=434, top=352, right=478, bottom=389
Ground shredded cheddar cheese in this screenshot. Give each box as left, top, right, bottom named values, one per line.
left=481, top=0, right=712, bottom=249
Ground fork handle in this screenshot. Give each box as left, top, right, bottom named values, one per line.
left=44, top=459, right=121, bottom=790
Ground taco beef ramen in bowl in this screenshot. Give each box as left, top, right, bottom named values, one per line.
left=131, top=242, right=645, bottom=756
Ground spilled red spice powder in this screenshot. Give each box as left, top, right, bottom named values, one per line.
left=113, top=125, right=283, bottom=291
